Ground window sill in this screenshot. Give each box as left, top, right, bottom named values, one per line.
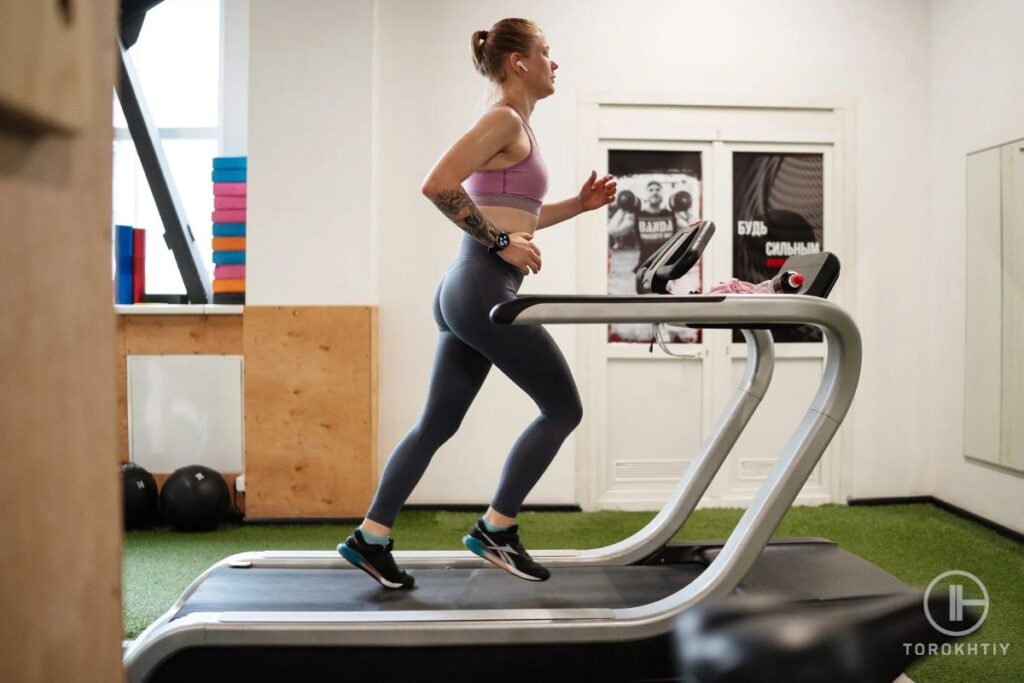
left=114, top=304, right=243, bottom=316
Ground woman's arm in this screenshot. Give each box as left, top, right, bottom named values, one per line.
left=536, top=171, right=617, bottom=230
left=421, top=108, right=521, bottom=248
left=536, top=196, right=584, bottom=230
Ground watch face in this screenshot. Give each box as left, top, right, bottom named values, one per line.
left=497, top=233, right=510, bottom=248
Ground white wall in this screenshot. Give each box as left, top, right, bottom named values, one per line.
left=925, top=0, right=1024, bottom=532
left=373, top=0, right=937, bottom=507
left=221, top=0, right=249, bottom=156
left=240, top=0, right=1024, bottom=525
left=247, top=0, right=373, bottom=305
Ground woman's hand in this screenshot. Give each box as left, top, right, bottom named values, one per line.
left=498, top=232, right=543, bottom=275
left=577, top=170, right=617, bottom=212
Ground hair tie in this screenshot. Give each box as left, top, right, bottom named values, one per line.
left=479, top=30, right=488, bottom=42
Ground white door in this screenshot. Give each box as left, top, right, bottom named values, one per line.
left=576, top=103, right=847, bottom=510
left=708, top=143, right=836, bottom=506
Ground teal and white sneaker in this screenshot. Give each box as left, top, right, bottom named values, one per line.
left=338, top=529, right=415, bottom=589
left=462, top=519, right=550, bottom=582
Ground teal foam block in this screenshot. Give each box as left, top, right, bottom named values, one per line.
left=212, top=169, right=246, bottom=183
left=213, top=223, right=246, bottom=237
left=213, top=156, right=247, bottom=170
left=212, top=250, right=246, bottom=265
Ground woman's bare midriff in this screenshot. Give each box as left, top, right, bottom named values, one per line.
left=478, top=204, right=539, bottom=237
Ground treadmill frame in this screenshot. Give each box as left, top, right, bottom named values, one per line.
left=125, top=294, right=860, bottom=681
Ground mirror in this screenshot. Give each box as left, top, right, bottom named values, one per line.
left=965, top=137, right=1024, bottom=473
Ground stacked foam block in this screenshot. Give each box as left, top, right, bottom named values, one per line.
left=114, top=224, right=145, bottom=304
left=211, top=156, right=247, bottom=304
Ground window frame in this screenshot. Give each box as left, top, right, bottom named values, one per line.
left=112, top=0, right=227, bottom=300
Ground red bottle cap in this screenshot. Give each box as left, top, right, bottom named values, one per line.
left=790, top=273, right=805, bottom=287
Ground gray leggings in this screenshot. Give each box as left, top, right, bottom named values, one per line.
left=365, top=235, right=583, bottom=527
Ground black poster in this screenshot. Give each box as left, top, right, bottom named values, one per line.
left=607, top=150, right=702, bottom=344
left=733, top=152, right=824, bottom=343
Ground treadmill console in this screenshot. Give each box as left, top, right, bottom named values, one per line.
left=777, top=252, right=841, bottom=298
left=635, top=221, right=715, bottom=294
left=633, top=221, right=842, bottom=300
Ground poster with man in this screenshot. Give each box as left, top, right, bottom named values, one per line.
left=732, top=152, right=824, bottom=342
left=607, top=150, right=702, bottom=343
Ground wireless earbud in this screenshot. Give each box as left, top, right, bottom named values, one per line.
left=516, top=60, right=528, bottom=72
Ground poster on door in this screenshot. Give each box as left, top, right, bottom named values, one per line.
left=607, top=150, right=703, bottom=344
left=733, top=152, right=824, bottom=343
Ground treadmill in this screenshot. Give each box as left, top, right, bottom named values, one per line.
left=124, top=221, right=916, bottom=682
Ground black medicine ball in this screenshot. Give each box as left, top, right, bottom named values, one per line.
left=122, top=462, right=159, bottom=530
left=160, top=465, right=231, bottom=532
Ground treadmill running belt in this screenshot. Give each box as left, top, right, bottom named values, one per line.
left=174, top=564, right=707, bottom=619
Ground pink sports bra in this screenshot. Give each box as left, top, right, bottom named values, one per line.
left=463, top=107, right=549, bottom=216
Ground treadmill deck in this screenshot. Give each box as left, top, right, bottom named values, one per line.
left=173, top=539, right=915, bottom=620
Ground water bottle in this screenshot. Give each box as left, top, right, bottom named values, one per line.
left=752, top=270, right=805, bottom=294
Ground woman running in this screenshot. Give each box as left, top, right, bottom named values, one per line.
left=339, top=18, right=616, bottom=588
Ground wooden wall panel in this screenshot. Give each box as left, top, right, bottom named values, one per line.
left=244, top=306, right=376, bottom=519
left=370, top=306, right=379, bottom=480
left=123, top=314, right=243, bottom=354
left=0, top=1, right=123, bottom=681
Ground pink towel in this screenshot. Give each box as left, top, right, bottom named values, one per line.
left=213, top=182, right=247, bottom=196
left=708, top=278, right=756, bottom=294
left=215, top=264, right=246, bottom=279
left=212, top=209, right=246, bottom=223
left=214, top=196, right=246, bottom=209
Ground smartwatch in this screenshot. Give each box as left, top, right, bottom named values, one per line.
left=489, top=232, right=511, bottom=253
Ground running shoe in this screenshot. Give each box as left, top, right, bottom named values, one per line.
left=338, top=529, right=415, bottom=589
left=462, top=519, right=551, bottom=581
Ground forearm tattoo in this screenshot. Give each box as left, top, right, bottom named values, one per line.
left=432, top=188, right=501, bottom=247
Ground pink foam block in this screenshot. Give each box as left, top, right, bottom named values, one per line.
left=214, top=196, right=247, bottom=209
left=214, top=264, right=247, bottom=279
left=213, top=182, right=247, bottom=196
left=212, top=209, right=246, bottom=223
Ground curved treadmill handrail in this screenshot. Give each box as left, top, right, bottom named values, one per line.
left=474, top=293, right=862, bottom=629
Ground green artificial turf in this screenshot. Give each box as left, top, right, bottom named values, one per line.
left=123, top=503, right=1023, bottom=681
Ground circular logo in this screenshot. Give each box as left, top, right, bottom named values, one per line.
left=924, top=570, right=989, bottom=637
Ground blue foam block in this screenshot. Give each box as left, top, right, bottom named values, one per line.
left=213, top=250, right=246, bottom=265
left=114, top=225, right=134, bottom=304
left=213, top=223, right=247, bottom=237
left=212, top=169, right=246, bottom=183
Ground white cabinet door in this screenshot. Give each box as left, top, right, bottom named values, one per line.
left=127, top=355, right=245, bottom=473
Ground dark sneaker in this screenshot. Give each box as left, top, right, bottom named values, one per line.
left=338, top=529, right=415, bottom=589
left=462, top=519, right=550, bottom=581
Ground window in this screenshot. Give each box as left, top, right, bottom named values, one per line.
left=113, top=0, right=222, bottom=295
